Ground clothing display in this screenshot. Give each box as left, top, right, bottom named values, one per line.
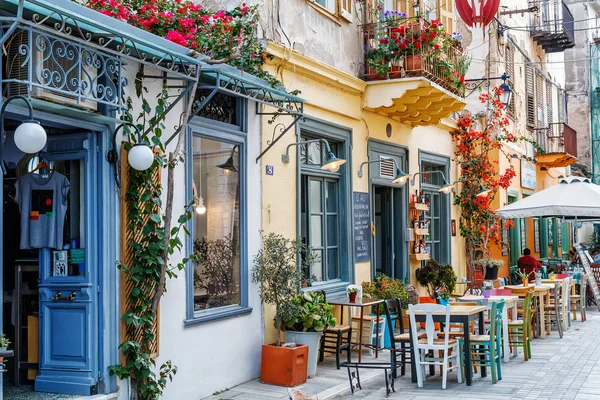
left=15, top=172, right=70, bottom=250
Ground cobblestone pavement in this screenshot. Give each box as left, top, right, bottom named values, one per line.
left=329, top=310, right=600, bottom=400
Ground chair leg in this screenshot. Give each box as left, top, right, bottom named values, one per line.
left=335, top=331, right=342, bottom=369
left=442, top=349, right=449, bottom=390
left=415, top=350, right=424, bottom=388
left=556, top=309, right=563, bottom=338
left=319, top=335, right=325, bottom=363
left=345, top=328, right=352, bottom=364
left=456, top=341, right=463, bottom=384
left=400, top=342, right=407, bottom=376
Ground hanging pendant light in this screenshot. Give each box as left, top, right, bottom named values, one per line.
left=217, top=146, right=239, bottom=173
left=0, top=96, right=47, bottom=159
left=456, top=0, right=501, bottom=28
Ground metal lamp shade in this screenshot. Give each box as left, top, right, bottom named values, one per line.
left=217, top=156, right=239, bottom=172
left=321, top=151, right=346, bottom=172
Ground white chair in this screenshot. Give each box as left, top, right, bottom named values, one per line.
left=408, top=303, right=463, bottom=389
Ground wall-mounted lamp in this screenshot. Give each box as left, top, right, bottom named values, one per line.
left=217, top=146, right=239, bottom=173
left=282, top=139, right=346, bottom=172
left=0, top=96, right=47, bottom=172
left=498, top=72, right=513, bottom=107
left=476, top=183, right=491, bottom=197
left=107, top=122, right=155, bottom=188
left=410, top=170, right=454, bottom=194
left=357, top=159, right=411, bottom=186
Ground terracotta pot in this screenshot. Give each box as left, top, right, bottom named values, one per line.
left=405, top=55, right=423, bottom=71
left=365, top=65, right=387, bottom=81
left=523, top=278, right=529, bottom=287
left=348, top=291, right=358, bottom=303
left=389, top=65, right=403, bottom=79
left=260, top=344, right=308, bottom=387
left=418, top=296, right=439, bottom=329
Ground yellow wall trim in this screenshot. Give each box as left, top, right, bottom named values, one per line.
left=266, top=41, right=366, bottom=95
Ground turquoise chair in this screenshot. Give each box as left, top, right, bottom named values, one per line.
left=461, top=300, right=505, bottom=384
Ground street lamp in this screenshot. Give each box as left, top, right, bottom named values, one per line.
left=282, top=139, right=346, bottom=172
left=0, top=96, right=47, bottom=166
left=464, top=72, right=513, bottom=106
left=498, top=73, right=513, bottom=107
left=357, top=159, right=411, bottom=186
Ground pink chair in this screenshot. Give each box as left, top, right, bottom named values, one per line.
left=556, top=273, right=569, bottom=279
left=491, top=289, right=512, bottom=296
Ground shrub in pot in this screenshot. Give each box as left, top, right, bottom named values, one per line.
left=415, top=259, right=457, bottom=303
left=0, top=334, right=10, bottom=362
left=282, top=292, right=336, bottom=377
left=252, top=232, right=316, bottom=386
left=362, top=274, right=409, bottom=348
left=473, top=258, right=504, bottom=280
left=347, top=287, right=359, bottom=303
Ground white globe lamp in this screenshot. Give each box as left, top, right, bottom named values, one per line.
left=127, top=143, right=154, bottom=171
left=14, top=121, right=47, bottom=154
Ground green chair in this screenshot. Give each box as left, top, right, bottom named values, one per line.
left=462, top=300, right=504, bottom=384
left=508, top=290, right=533, bottom=361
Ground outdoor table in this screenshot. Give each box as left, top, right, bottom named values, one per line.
left=409, top=305, right=487, bottom=386
left=503, top=284, right=553, bottom=338
left=457, top=295, right=519, bottom=362
left=328, top=297, right=384, bottom=363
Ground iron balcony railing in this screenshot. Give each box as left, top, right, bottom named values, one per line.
left=530, top=0, right=575, bottom=53
left=534, top=122, right=577, bottom=156
left=361, top=17, right=468, bottom=97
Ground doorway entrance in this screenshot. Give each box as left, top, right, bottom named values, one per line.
left=372, top=185, right=405, bottom=279
left=1, top=113, right=112, bottom=397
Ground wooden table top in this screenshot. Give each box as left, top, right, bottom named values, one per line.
left=327, top=297, right=384, bottom=307
left=503, top=284, right=552, bottom=293
left=411, top=305, right=487, bottom=316
left=458, top=295, right=519, bottom=304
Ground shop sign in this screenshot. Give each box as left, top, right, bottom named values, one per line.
left=521, top=159, right=536, bottom=190
left=353, top=192, right=371, bottom=263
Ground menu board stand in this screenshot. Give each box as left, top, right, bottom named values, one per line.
left=574, top=243, right=600, bottom=311
left=353, top=192, right=371, bottom=263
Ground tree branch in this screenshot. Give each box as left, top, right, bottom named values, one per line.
left=204, top=50, right=241, bottom=65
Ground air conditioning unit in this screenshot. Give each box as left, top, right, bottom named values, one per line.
left=4, top=30, right=97, bottom=111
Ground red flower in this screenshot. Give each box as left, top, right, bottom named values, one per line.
left=165, top=30, right=188, bottom=46
left=414, top=41, right=421, bottom=49
left=434, top=44, right=440, bottom=50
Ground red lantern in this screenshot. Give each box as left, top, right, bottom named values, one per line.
left=456, top=0, right=501, bottom=28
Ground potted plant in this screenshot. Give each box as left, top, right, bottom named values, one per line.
left=0, top=334, right=10, bottom=362
left=282, top=292, right=336, bottom=377
left=252, top=232, right=315, bottom=387
left=516, top=269, right=532, bottom=287
left=473, top=258, right=504, bottom=280
left=415, top=259, right=457, bottom=304
left=347, top=287, right=359, bottom=303
left=362, top=274, right=410, bottom=348
left=483, top=284, right=493, bottom=299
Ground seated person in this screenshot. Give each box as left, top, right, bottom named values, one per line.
left=517, top=248, right=542, bottom=282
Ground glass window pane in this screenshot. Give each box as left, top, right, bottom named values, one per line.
left=327, top=215, right=338, bottom=246
left=327, top=249, right=338, bottom=280
left=192, top=136, right=241, bottom=312
left=326, top=181, right=338, bottom=212
left=311, top=215, right=323, bottom=247
left=310, top=180, right=323, bottom=212
left=312, top=250, right=323, bottom=282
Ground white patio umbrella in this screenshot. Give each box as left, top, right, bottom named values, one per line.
left=495, top=176, right=600, bottom=220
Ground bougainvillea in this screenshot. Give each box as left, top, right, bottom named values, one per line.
left=82, top=0, right=281, bottom=87
left=450, top=88, right=516, bottom=285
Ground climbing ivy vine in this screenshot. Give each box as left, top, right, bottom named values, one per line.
left=108, top=69, right=193, bottom=400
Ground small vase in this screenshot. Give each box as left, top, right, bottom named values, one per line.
left=483, top=289, right=492, bottom=299
left=523, top=278, right=529, bottom=287
left=535, top=277, right=542, bottom=286
left=348, top=292, right=357, bottom=303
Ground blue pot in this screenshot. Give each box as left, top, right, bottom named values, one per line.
left=437, top=298, right=449, bottom=306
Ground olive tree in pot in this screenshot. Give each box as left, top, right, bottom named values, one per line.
left=282, top=291, right=336, bottom=377
left=251, top=232, right=316, bottom=386
left=415, top=259, right=457, bottom=305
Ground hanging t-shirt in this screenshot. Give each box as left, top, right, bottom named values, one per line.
left=16, top=172, right=70, bottom=250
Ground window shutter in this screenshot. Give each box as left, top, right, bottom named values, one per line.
left=339, top=0, right=352, bottom=21
left=546, top=81, right=554, bottom=124
left=562, top=222, right=570, bottom=251
left=506, top=45, right=515, bottom=117
left=525, top=62, right=535, bottom=128
left=438, top=0, right=454, bottom=34
left=120, top=144, right=161, bottom=361
left=379, top=156, right=395, bottom=178
left=540, top=217, right=549, bottom=258
left=535, top=72, right=545, bottom=128
left=558, top=90, right=565, bottom=122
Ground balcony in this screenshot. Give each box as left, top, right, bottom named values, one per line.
left=361, top=17, right=466, bottom=126
left=534, top=122, right=578, bottom=167
left=530, top=0, right=575, bottom=53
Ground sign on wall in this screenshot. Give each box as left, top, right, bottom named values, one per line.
left=353, top=192, right=371, bottom=263
left=521, top=159, right=536, bottom=190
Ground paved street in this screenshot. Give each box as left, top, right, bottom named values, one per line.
left=329, top=311, right=600, bottom=400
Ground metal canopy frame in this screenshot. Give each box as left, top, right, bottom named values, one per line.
left=0, top=0, right=202, bottom=112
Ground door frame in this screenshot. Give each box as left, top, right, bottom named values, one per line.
left=0, top=103, right=118, bottom=396
left=367, top=139, right=409, bottom=281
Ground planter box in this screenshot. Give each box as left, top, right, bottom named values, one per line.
left=260, top=344, right=308, bottom=387
left=284, top=331, right=322, bottom=378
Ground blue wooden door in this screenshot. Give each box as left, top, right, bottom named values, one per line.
left=34, top=133, right=98, bottom=395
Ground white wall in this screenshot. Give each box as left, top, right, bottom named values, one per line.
left=116, top=64, right=264, bottom=399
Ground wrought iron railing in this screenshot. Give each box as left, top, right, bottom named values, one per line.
left=534, top=122, right=577, bottom=156
left=530, top=0, right=575, bottom=52
left=362, top=17, right=468, bottom=97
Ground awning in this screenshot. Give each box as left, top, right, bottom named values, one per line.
left=0, top=0, right=203, bottom=111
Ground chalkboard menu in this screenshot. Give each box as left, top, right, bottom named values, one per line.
left=575, top=243, right=600, bottom=311
left=353, top=192, right=371, bottom=262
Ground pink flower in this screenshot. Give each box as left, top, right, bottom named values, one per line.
left=165, top=30, right=188, bottom=47
left=180, top=18, right=195, bottom=29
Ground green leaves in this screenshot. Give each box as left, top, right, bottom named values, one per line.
left=281, top=291, right=336, bottom=333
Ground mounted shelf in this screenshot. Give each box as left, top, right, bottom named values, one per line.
left=414, top=228, right=429, bottom=236
left=411, top=253, right=431, bottom=261
left=410, top=202, right=429, bottom=211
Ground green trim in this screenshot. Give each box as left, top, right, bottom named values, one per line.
left=552, top=218, right=559, bottom=257
left=562, top=222, right=570, bottom=251
left=540, top=218, right=549, bottom=258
